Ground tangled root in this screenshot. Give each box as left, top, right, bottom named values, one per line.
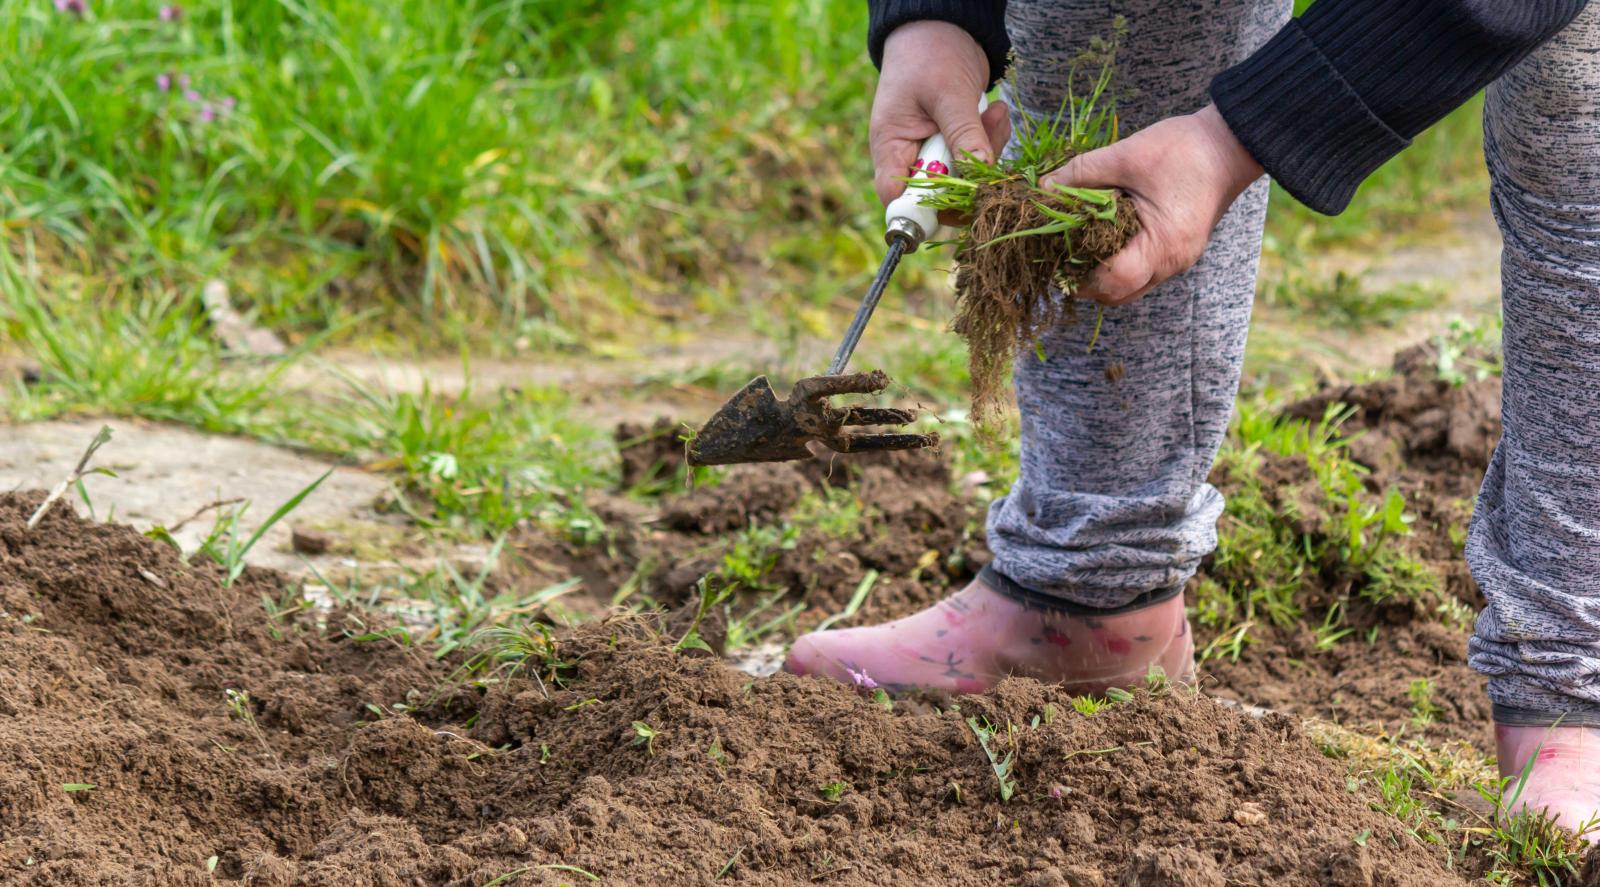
left=950, top=179, right=1139, bottom=435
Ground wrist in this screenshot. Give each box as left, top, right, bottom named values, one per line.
left=1195, top=103, right=1263, bottom=197
left=883, top=20, right=989, bottom=82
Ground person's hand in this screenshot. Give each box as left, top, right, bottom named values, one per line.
left=1040, top=104, right=1263, bottom=305
left=872, top=21, right=1012, bottom=209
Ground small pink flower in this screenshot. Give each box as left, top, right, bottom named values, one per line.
left=179, top=73, right=191, bottom=87
left=221, top=96, right=236, bottom=110
left=1050, top=785, right=1066, bottom=800
left=54, top=0, right=86, bottom=15
left=183, top=88, right=200, bottom=102
left=156, top=72, right=172, bottom=92
left=846, top=668, right=878, bottom=690
left=158, top=4, right=180, bottom=20
left=924, top=160, right=949, bottom=176
left=198, top=105, right=216, bottom=123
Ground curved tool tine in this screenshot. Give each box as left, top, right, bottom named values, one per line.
left=827, top=431, right=940, bottom=453
left=791, top=370, right=892, bottom=405
left=840, top=407, right=917, bottom=427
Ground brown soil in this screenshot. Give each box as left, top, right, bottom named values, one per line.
left=0, top=494, right=1467, bottom=884
left=614, top=418, right=687, bottom=489
left=1202, top=342, right=1501, bottom=751
left=594, top=346, right=1501, bottom=751
left=952, top=180, right=1138, bottom=435
left=1, top=342, right=1529, bottom=885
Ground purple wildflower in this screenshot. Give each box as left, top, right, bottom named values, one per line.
left=158, top=3, right=180, bottom=20
left=846, top=668, right=878, bottom=690
left=54, top=0, right=86, bottom=15
left=1049, top=784, right=1066, bottom=800
left=183, top=89, right=201, bottom=102
left=221, top=96, right=236, bottom=110
left=156, top=72, right=172, bottom=92
left=198, top=104, right=216, bottom=123
left=179, top=73, right=191, bottom=88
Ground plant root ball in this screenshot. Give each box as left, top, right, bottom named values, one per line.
left=950, top=178, right=1139, bottom=435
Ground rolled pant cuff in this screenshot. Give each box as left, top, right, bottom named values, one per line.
left=1493, top=703, right=1600, bottom=729
left=978, top=564, right=1183, bottom=616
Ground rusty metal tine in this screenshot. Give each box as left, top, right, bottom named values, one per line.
left=828, top=432, right=939, bottom=453
left=791, top=370, right=890, bottom=405
left=840, top=407, right=917, bottom=427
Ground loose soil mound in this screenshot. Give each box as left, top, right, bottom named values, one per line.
left=1202, top=343, right=1501, bottom=750
left=588, top=446, right=987, bottom=628
left=0, top=494, right=1467, bottom=885
left=586, top=342, right=1503, bottom=751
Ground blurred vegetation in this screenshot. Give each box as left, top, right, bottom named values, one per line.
left=1, top=0, right=1488, bottom=352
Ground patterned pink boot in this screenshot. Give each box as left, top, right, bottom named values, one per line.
left=783, top=572, right=1193, bottom=695
left=1496, top=723, right=1600, bottom=835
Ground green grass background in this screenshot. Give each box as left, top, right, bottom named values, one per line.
left=2, top=0, right=1488, bottom=349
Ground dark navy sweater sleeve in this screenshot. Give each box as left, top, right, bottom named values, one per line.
left=867, top=0, right=1010, bottom=85
left=866, top=0, right=1589, bottom=215
left=1212, top=0, right=1590, bottom=214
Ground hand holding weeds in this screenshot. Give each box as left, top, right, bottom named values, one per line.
left=1041, top=104, right=1262, bottom=306
left=871, top=21, right=1011, bottom=210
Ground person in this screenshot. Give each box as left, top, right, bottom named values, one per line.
left=785, top=0, right=1600, bottom=832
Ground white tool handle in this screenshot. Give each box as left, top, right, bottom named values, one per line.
left=884, top=95, right=990, bottom=250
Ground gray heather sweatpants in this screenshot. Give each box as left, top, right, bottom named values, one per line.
left=1467, top=3, right=1600, bottom=726
left=989, top=2, right=1600, bottom=721
left=987, top=0, right=1291, bottom=604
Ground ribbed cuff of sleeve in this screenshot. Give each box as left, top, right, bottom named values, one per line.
left=867, top=1, right=1010, bottom=87
left=1209, top=19, right=1410, bottom=216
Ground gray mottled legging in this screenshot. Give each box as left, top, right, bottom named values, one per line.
left=1468, top=4, right=1600, bottom=726
left=989, top=0, right=1600, bottom=722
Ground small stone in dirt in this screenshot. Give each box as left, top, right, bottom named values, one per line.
left=290, top=527, right=332, bottom=555
left=1230, top=802, right=1268, bottom=827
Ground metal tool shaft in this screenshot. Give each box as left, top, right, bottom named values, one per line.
left=826, top=237, right=906, bottom=376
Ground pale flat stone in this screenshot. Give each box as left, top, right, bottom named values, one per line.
left=0, top=417, right=390, bottom=575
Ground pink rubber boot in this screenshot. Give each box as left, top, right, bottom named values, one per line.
left=783, top=576, right=1193, bottom=695
left=1496, top=723, right=1600, bottom=835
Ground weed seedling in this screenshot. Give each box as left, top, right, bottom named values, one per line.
left=676, top=577, right=735, bottom=654
left=818, top=781, right=849, bottom=802
left=716, top=847, right=744, bottom=880
left=199, top=471, right=331, bottom=587
left=966, top=716, right=1017, bottom=802
left=27, top=425, right=115, bottom=529
left=1408, top=678, right=1441, bottom=727
left=630, top=721, right=658, bottom=755
left=870, top=687, right=895, bottom=711
left=1071, top=696, right=1109, bottom=716
left=466, top=618, right=574, bottom=694
left=224, top=689, right=280, bottom=769
left=815, top=570, right=879, bottom=632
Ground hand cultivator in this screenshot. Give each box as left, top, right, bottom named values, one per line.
left=688, top=117, right=982, bottom=465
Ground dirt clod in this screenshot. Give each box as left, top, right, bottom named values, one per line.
left=290, top=526, right=331, bottom=555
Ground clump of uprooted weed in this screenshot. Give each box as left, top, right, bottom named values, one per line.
left=909, top=26, right=1138, bottom=436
